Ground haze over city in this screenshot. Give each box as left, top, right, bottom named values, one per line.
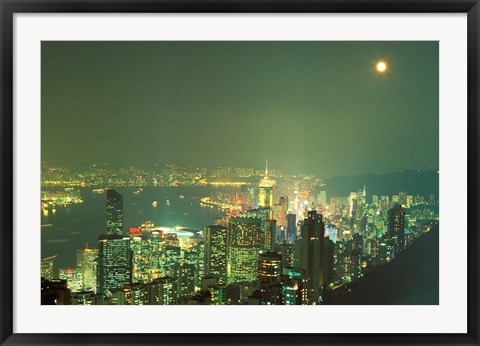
left=41, top=41, right=439, bottom=177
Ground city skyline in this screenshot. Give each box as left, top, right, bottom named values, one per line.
left=41, top=160, right=439, bottom=180
left=41, top=165, right=439, bottom=305
left=40, top=41, right=439, bottom=305
left=42, top=41, right=439, bottom=177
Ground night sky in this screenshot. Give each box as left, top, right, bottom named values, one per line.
left=41, top=41, right=438, bottom=177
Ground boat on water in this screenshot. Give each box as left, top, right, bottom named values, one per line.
left=134, top=188, right=143, bottom=196
left=152, top=201, right=158, bottom=207
left=165, top=199, right=171, bottom=205
left=179, top=195, right=185, bottom=199
left=92, top=188, right=106, bottom=194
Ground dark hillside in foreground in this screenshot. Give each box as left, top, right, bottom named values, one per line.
left=323, top=224, right=439, bottom=305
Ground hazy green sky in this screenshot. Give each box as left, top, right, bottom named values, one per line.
left=41, top=41, right=438, bottom=177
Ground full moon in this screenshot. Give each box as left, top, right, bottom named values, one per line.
left=376, top=61, right=387, bottom=72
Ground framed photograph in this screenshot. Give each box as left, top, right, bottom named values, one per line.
left=1, top=1, right=478, bottom=345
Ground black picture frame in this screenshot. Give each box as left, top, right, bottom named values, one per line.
left=1, top=1, right=479, bottom=345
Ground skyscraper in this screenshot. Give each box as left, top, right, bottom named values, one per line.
left=227, top=216, right=262, bottom=284
left=76, top=246, right=98, bottom=292
left=299, top=210, right=325, bottom=304
left=258, top=252, right=283, bottom=286
left=195, top=241, right=205, bottom=288
left=349, top=186, right=366, bottom=218
left=176, top=262, right=196, bottom=299
left=321, top=236, right=335, bottom=286
left=264, top=219, right=277, bottom=251
left=258, top=161, right=276, bottom=209
left=149, top=230, right=164, bottom=280
left=286, top=213, right=297, bottom=243
left=388, top=203, right=406, bottom=253
left=97, top=234, right=132, bottom=296
left=59, top=267, right=83, bottom=292
left=273, top=196, right=288, bottom=227
left=204, top=225, right=228, bottom=283
left=106, top=189, right=123, bottom=235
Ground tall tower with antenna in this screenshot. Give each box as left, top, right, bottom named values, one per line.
left=258, top=160, right=276, bottom=209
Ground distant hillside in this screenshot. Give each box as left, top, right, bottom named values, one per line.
left=323, top=224, right=439, bottom=305
left=323, top=170, right=439, bottom=199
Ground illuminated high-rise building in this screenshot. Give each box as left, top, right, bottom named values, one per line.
left=228, top=216, right=262, bottom=284
left=164, top=245, right=181, bottom=275
left=273, top=196, right=288, bottom=227
left=321, top=236, right=335, bottom=287
left=176, top=262, right=196, bottom=298
left=264, top=219, right=277, bottom=251
left=388, top=203, right=406, bottom=253
left=258, top=161, right=276, bottom=209
left=349, top=186, right=366, bottom=217
left=286, top=213, right=297, bottom=242
left=299, top=210, right=326, bottom=304
left=195, top=241, right=205, bottom=288
left=106, top=189, right=123, bottom=235
left=59, top=267, right=84, bottom=292
left=130, top=234, right=144, bottom=282
left=258, top=252, right=282, bottom=286
left=351, top=243, right=363, bottom=281
left=76, top=246, right=98, bottom=291
left=204, top=225, right=228, bottom=283
left=149, top=230, right=164, bottom=280
left=97, top=234, right=132, bottom=296
left=250, top=252, right=284, bottom=305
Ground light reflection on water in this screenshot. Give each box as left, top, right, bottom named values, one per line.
left=41, top=186, right=226, bottom=269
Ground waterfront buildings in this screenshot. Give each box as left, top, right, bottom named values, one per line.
left=106, top=189, right=123, bottom=235
left=40, top=163, right=439, bottom=305
left=97, top=234, right=132, bottom=296
left=76, top=246, right=98, bottom=291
